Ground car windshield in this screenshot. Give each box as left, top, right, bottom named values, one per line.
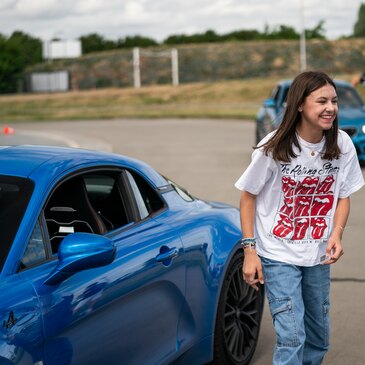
left=0, top=176, right=34, bottom=273
left=336, top=86, right=364, bottom=109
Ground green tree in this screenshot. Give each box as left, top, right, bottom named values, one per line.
left=164, top=30, right=220, bottom=45
left=8, top=31, right=42, bottom=65
left=305, top=20, right=326, bottom=39
left=354, top=3, right=365, bottom=37
left=118, top=35, right=158, bottom=48
left=80, top=33, right=158, bottom=53
left=80, top=33, right=116, bottom=54
left=222, top=29, right=262, bottom=41
left=0, top=35, right=23, bottom=93
left=267, top=25, right=300, bottom=40
left=0, top=31, right=42, bottom=93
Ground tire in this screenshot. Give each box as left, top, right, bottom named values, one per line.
left=212, top=252, right=264, bottom=365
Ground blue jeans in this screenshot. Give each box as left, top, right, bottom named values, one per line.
left=261, top=256, right=330, bottom=365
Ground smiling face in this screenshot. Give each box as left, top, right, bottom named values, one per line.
left=298, top=83, right=338, bottom=141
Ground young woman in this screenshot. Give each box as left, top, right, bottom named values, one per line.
left=235, top=71, right=364, bottom=365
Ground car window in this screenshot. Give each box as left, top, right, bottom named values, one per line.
left=166, top=178, right=194, bottom=202
left=337, top=86, right=364, bottom=108
left=270, top=86, right=279, bottom=100
left=44, top=172, right=131, bottom=254
left=84, top=173, right=131, bottom=232
left=281, top=86, right=289, bottom=106
left=125, top=171, right=165, bottom=218
left=21, top=220, right=47, bottom=269
left=0, top=176, right=34, bottom=273
left=125, top=171, right=149, bottom=219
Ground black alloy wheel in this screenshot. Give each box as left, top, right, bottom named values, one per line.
left=212, top=253, right=264, bottom=365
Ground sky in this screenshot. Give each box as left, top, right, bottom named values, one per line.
left=0, top=0, right=363, bottom=42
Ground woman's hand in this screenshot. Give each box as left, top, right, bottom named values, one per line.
left=323, top=232, right=344, bottom=265
left=242, top=250, right=264, bottom=291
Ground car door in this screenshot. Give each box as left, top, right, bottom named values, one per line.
left=0, top=270, right=44, bottom=365
left=20, top=168, right=185, bottom=365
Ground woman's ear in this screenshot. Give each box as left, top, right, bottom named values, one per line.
left=298, top=105, right=303, bottom=112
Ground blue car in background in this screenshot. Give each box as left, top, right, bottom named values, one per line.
left=256, top=79, right=365, bottom=164
left=0, top=145, right=264, bottom=365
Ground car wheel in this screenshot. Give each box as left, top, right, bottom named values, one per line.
left=212, top=252, right=264, bottom=365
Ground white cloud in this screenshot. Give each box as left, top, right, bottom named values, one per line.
left=0, top=0, right=363, bottom=41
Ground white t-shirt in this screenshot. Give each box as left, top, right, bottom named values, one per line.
left=235, top=130, right=364, bottom=266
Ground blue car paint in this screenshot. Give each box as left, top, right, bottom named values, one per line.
left=256, top=79, right=365, bottom=163
left=155, top=194, right=242, bottom=364
left=0, top=145, right=243, bottom=365
left=2, top=145, right=169, bottom=276
left=44, top=233, right=116, bottom=285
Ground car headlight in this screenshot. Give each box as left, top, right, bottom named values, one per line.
left=362, top=125, right=365, bottom=134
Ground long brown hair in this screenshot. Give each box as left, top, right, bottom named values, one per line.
left=259, top=71, right=341, bottom=162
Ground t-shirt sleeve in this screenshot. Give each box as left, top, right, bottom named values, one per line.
left=235, top=148, right=276, bottom=195
left=339, top=133, right=364, bottom=198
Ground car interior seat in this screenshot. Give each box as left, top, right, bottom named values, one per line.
left=45, top=176, right=107, bottom=254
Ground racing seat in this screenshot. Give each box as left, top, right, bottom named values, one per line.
left=45, top=177, right=107, bottom=253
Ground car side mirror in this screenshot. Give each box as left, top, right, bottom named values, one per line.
left=263, top=98, right=276, bottom=108
left=44, top=233, right=116, bottom=286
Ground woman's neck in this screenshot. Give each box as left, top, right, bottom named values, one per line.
left=296, top=124, right=324, bottom=144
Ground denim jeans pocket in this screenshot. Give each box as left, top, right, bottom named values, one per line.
left=269, top=297, right=299, bottom=347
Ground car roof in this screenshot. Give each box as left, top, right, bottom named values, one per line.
left=277, top=78, right=353, bottom=88
left=0, top=145, right=167, bottom=187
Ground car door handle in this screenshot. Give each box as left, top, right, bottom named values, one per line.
left=156, top=247, right=178, bottom=263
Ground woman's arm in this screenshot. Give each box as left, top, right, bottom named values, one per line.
left=239, top=191, right=264, bottom=290
left=324, top=197, right=350, bottom=265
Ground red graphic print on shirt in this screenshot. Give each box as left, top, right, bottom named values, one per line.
left=311, top=217, right=328, bottom=239
left=316, top=175, right=335, bottom=194
left=292, top=218, right=310, bottom=240
left=273, top=215, right=293, bottom=238
left=295, top=177, right=319, bottom=195
left=282, top=176, right=296, bottom=197
left=273, top=173, right=336, bottom=241
left=310, top=195, right=334, bottom=216
left=280, top=196, right=294, bottom=218
left=294, top=196, right=312, bottom=217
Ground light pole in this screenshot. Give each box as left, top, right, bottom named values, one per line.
left=300, top=0, right=307, bottom=71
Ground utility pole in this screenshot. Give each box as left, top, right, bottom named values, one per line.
left=300, top=0, right=307, bottom=71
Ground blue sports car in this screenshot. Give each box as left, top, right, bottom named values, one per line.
left=256, top=79, right=365, bottom=164
left=0, top=145, right=264, bottom=365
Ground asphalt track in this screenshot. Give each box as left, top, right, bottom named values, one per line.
left=2, top=119, right=364, bottom=365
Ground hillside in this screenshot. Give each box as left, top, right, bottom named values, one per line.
left=1, top=38, right=364, bottom=122
left=27, top=38, right=365, bottom=90
left=1, top=76, right=364, bottom=122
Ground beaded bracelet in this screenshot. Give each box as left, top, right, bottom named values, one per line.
left=239, top=237, right=257, bottom=249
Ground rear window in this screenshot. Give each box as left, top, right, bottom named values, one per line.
left=0, top=176, right=34, bottom=272
left=337, top=86, right=364, bottom=109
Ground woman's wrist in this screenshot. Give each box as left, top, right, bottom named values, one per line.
left=239, top=237, right=257, bottom=250
left=333, top=225, right=345, bottom=239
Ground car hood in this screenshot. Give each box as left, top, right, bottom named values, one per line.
left=338, top=107, right=365, bottom=126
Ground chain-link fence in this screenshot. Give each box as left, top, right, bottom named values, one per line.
left=26, top=39, right=365, bottom=91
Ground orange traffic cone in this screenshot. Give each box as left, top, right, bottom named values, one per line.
left=3, top=125, right=15, bottom=135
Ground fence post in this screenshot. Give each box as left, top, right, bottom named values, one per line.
left=171, top=48, right=179, bottom=86
left=133, top=47, right=141, bottom=88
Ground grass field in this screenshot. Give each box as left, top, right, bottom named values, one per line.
left=0, top=75, right=364, bottom=122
